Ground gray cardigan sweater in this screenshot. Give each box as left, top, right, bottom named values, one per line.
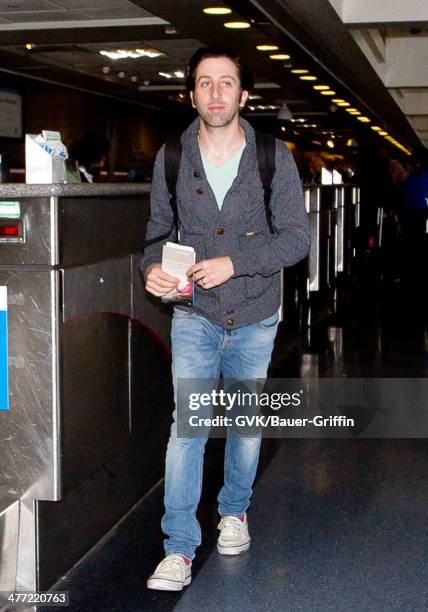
left=141, top=116, right=310, bottom=328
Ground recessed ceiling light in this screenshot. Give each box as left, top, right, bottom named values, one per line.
left=281, top=126, right=286, bottom=132
left=332, top=99, right=345, bottom=103
left=371, top=126, right=382, bottom=132
left=174, top=70, right=185, bottom=78
left=270, top=54, right=291, bottom=60
left=25, top=43, right=33, bottom=50
left=300, top=75, right=317, bottom=81
left=337, top=102, right=350, bottom=107
left=313, top=85, right=330, bottom=90
left=320, top=90, right=336, bottom=95
left=379, top=131, right=388, bottom=136
left=203, top=7, right=232, bottom=14
left=327, top=139, right=335, bottom=148
left=101, top=66, right=110, bottom=74
left=257, top=44, right=279, bottom=51
left=159, top=72, right=173, bottom=79
left=224, top=21, right=251, bottom=29
left=357, top=116, right=371, bottom=123
left=248, top=94, right=262, bottom=100
left=291, top=69, right=308, bottom=74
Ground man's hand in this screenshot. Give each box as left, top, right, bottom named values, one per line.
left=145, top=263, right=180, bottom=297
left=187, top=256, right=235, bottom=289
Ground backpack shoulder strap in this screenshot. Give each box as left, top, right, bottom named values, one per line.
left=255, top=130, right=276, bottom=234
left=142, top=134, right=182, bottom=248
left=164, top=133, right=182, bottom=235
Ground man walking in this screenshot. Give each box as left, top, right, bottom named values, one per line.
left=142, top=46, right=310, bottom=591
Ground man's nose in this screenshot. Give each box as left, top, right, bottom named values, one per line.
left=210, top=82, right=220, bottom=98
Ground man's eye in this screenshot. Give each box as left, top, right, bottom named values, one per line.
left=201, top=81, right=210, bottom=87
left=222, top=80, right=232, bottom=87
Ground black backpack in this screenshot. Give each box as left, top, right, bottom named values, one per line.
left=145, top=130, right=276, bottom=247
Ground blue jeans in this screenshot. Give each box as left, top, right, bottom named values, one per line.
left=162, top=308, right=279, bottom=560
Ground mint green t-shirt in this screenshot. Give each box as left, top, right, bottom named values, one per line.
left=200, top=139, right=246, bottom=210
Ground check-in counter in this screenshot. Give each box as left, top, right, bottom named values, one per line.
left=0, top=184, right=173, bottom=594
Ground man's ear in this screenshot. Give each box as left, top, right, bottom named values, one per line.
left=239, top=90, right=249, bottom=108
left=190, top=91, right=196, bottom=109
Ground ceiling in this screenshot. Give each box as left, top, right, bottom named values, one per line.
left=0, top=0, right=426, bottom=154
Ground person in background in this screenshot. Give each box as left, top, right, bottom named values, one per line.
left=68, top=132, right=110, bottom=183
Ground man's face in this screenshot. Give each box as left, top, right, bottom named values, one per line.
left=190, top=56, right=249, bottom=128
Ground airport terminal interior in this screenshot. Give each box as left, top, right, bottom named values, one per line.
left=0, top=1, right=427, bottom=611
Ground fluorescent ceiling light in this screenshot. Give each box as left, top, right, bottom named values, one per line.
left=313, top=85, right=330, bottom=90
left=224, top=21, right=251, bottom=28
left=257, top=45, right=279, bottom=51
left=320, top=90, right=336, bottom=95
left=300, top=75, right=317, bottom=81
left=270, top=54, right=291, bottom=60
left=357, top=116, right=371, bottom=123
left=291, top=69, right=308, bottom=74
left=100, top=48, right=164, bottom=60
left=203, top=7, right=232, bottom=14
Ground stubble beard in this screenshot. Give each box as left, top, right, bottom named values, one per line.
left=198, top=105, right=240, bottom=129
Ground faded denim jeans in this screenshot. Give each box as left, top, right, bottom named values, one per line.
left=162, top=308, right=279, bottom=560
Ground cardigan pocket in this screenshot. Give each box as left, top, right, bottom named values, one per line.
left=238, top=232, right=273, bottom=301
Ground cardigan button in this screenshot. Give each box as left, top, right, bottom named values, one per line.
left=193, top=170, right=200, bottom=178
left=196, top=187, right=204, bottom=195
left=226, top=318, right=235, bottom=326
left=217, top=228, right=225, bottom=235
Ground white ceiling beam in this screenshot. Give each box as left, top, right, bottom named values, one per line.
left=330, top=0, right=428, bottom=25
left=0, top=17, right=168, bottom=31
left=351, top=29, right=386, bottom=81
left=361, top=29, right=386, bottom=63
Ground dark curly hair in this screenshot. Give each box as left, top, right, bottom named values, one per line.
left=185, top=45, right=254, bottom=93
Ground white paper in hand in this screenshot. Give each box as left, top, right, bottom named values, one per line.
left=162, top=242, right=196, bottom=305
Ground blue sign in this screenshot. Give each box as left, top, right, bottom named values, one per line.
left=0, top=286, right=9, bottom=410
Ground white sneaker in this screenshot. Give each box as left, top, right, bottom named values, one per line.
left=147, top=555, right=192, bottom=591
left=217, top=514, right=251, bottom=555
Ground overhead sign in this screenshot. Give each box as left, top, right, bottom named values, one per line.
left=0, top=286, right=9, bottom=410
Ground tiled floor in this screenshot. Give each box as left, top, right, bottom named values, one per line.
left=43, top=278, right=428, bottom=611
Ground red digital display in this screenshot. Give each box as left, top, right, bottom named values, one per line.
left=0, top=225, right=19, bottom=236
